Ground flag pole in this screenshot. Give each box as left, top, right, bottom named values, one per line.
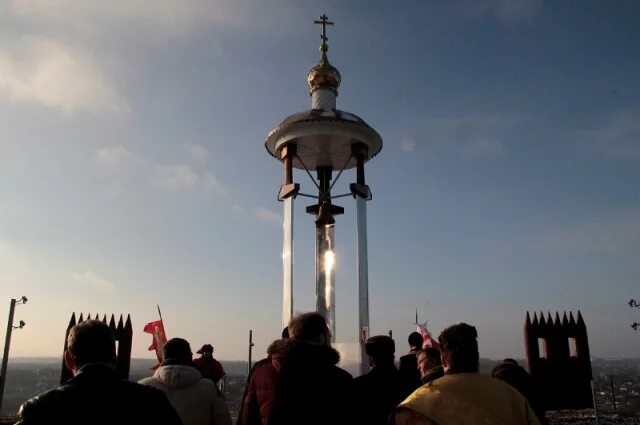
left=248, top=330, right=254, bottom=375
left=157, top=305, right=164, bottom=323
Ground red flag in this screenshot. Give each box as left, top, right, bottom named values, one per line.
left=143, top=319, right=167, bottom=366
left=417, top=323, right=440, bottom=350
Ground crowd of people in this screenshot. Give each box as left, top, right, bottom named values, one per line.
left=13, top=315, right=546, bottom=425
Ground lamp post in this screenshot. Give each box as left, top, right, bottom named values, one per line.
left=0, top=296, right=28, bottom=413
left=630, top=299, right=639, bottom=331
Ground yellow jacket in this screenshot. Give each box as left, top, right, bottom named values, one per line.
left=395, top=373, right=541, bottom=425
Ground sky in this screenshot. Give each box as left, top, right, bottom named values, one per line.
left=1, top=0, right=639, bottom=364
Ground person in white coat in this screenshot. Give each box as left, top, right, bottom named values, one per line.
left=140, top=338, right=231, bottom=425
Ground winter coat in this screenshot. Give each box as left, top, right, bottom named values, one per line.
left=399, top=351, right=422, bottom=393
left=394, top=373, right=541, bottom=425
left=16, top=364, right=182, bottom=425
left=236, top=357, right=270, bottom=425
left=491, top=362, right=546, bottom=425
left=240, top=338, right=353, bottom=425
left=139, top=364, right=231, bottom=425
left=194, top=355, right=225, bottom=383
left=353, top=365, right=408, bottom=425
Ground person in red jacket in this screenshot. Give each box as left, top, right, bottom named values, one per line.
left=239, top=313, right=353, bottom=425
left=193, top=343, right=225, bottom=384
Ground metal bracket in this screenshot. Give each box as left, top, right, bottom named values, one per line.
left=278, top=183, right=300, bottom=201
left=350, top=183, right=372, bottom=200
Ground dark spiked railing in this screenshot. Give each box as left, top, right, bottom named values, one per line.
left=60, top=313, right=133, bottom=384
left=524, top=310, right=593, bottom=411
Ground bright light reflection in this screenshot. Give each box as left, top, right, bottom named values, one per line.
left=324, top=250, right=335, bottom=275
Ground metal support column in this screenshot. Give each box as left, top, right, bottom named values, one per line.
left=279, top=145, right=298, bottom=329
left=351, top=144, right=371, bottom=376
left=0, top=299, right=16, bottom=413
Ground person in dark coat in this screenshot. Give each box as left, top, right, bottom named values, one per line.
left=491, top=359, right=547, bottom=425
left=417, top=348, right=444, bottom=385
left=354, top=335, right=408, bottom=425
left=236, top=327, right=288, bottom=425
left=240, top=313, right=353, bottom=425
left=15, top=319, right=182, bottom=425
left=399, top=332, right=423, bottom=392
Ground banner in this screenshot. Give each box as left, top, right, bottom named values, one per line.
left=417, top=322, right=440, bottom=350
left=143, top=319, right=166, bottom=366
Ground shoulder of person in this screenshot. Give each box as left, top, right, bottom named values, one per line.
left=195, top=377, right=220, bottom=390
left=17, top=387, right=59, bottom=415
left=121, top=380, right=171, bottom=399
left=399, top=354, right=413, bottom=363
left=138, top=376, right=156, bottom=385
left=332, top=365, right=353, bottom=381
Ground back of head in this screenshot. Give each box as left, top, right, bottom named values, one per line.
left=288, top=312, right=329, bottom=343
left=420, top=347, right=442, bottom=366
left=67, top=320, right=116, bottom=367
left=408, top=332, right=423, bottom=349
left=365, top=335, right=395, bottom=365
left=163, top=338, right=193, bottom=366
left=438, top=323, right=479, bottom=374
left=196, top=343, right=214, bottom=356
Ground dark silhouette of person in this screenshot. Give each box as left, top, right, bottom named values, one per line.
left=491, top=359, right=547, bottom=425
left=399, top=332, right=423, bottom=392
left=15, top=319, right=182, bottom=425
left=354, top=335, right=407, bottom=425
left=416, top=348, right=444, bottom=385
left=240, top=313, right=353, bottom=425
left=193, top=343, right=225, bottom=384
left=393, top=323, right=540, bottom=425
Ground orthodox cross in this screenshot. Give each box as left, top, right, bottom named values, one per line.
left=314, top=14, right=334, bottom=46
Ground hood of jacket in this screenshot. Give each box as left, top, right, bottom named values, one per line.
left=267, top=338, right=341, bottom=368
left=153, top=364, right=202, bottom=389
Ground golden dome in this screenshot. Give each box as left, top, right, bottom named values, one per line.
left=307, top=46, right=341, bottom=94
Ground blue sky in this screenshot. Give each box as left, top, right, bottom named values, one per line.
left=1, top=0, right=639, bottom=363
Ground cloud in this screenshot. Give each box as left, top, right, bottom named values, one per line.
left=95, top=145, right=225, bottom=195
left=534, top=206, right=640, bottom=254
left=9, top=0, right=253, bottom=38
left=460, top=0, right=541, bottom=25
left=255, top=207, right=281, bottom=224
left=490, top=0, right=541, bottom=24
left=461, top=138, right=504, bottom=156
left=408, top=113, right=525, bottom=157
left=0, top=38, right=127, bottom=114
left=187, top=144, right=211, bottom=163
left=579, top=107, right=640, bottom=160
left=153, top=164, right=200, bottom=191
left=72, top=271, right=115, bottom=294
left=401, top=137, right=416, bottom=152
left=96, top=145, right=138, bottom=167
left=201, top=171, right=223, bottom=194
left=151, top=165, right=225, bottom=194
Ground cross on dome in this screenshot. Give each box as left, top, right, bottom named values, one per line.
left=314, top=14, right=334, bottom=52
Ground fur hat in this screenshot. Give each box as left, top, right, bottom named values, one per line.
left=365, top=335, right=395, bottom=357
